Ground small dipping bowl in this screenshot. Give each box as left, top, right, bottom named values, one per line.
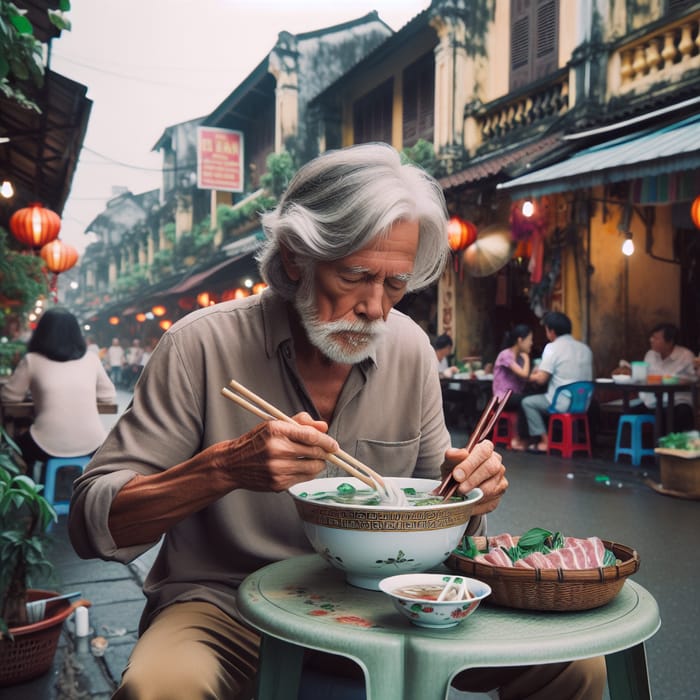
left=379, top=573, right=491, bottom=629
left=289, top=477, right=483, bottom=590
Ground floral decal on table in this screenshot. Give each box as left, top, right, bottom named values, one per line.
left=281, top=584, right=383, bottom=629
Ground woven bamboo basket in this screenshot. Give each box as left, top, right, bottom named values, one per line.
left=447, top=537, right=640, bottom=611
left=0, top=590, right=91, bottom=686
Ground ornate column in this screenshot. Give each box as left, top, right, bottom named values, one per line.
left=430, top=1, right=471, bottom=171
left=268, top=32, right=299, bottom=153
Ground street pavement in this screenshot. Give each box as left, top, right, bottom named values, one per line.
left=2, top=393, right=697, bottom=699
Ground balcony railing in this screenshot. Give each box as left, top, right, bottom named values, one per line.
left=466, top=71, right=569, bottom=152
left=609, top=10, right=700, bottom=97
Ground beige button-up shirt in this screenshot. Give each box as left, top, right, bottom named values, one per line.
left=70, top=291, right=460, bottom=631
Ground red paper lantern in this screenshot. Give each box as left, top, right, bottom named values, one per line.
left=40, top=239, right=78, bottom=273
left=691, top=195, right=700, bottom=229
left=151, top=305, right=167, bottom=317
left=10, top=202, right=62, bottom=248
left=447, top=216, right=477, bottom=252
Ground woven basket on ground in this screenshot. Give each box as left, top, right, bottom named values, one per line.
left=447, top=537, right=640, bottom=611
left=0, top=589, right=91, bottom=686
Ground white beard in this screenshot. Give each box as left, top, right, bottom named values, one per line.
left=294, top=279, right=386, bottom=364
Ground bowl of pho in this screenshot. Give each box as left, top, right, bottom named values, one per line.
left=288, top=476, right=482, bottom=590
left=379, top=572, right=491, bottom=628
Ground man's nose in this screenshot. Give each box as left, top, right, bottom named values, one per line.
left=356, top=283, right=385, bottom=321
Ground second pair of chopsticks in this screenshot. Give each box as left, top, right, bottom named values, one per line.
left=434, top=389, right=512, bottom=502
left=221, top=379, right=389, bottom=495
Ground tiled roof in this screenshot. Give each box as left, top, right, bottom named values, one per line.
left=439, top=133, right=568, bottom=191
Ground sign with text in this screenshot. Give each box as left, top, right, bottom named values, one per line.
left=197, top=127, right=244, bottom=192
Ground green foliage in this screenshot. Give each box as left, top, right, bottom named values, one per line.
left=162, top=222, right=176, bottom=244
left=0, top=227, right=47, bottom=317
left=175, top=218, right=215, bottom=261
left=401, top=139, right=440, bottom=177
left=114, top=264, right=149, bottom=295
left=0, top=428, right=57, bottom=633
left=0, top=340, right=26, bottom=374
left=260, top=150, right=296, bottom=198
left=0, top=0, right=71, bottom=112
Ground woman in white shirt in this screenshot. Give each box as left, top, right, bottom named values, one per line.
left=1, top=307, right=116, bottom=470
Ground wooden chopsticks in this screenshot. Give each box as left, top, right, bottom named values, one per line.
left=221, top=380, right=386, bottom=493
left=434, top=389, right=512, bottom=502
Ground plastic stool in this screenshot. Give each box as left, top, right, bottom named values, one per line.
left=43, top=455, right=91, bottom=516
left=547, top=413, right=592, bottom=458
left=614, top=414, right=656, bottom=466
left=491, top=411, right=518, bottom=449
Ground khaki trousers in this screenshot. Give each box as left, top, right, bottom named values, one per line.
left=113, top=601, right=606, bottom=700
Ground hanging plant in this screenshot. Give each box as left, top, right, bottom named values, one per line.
left=0, top=228, right=46, bottom=318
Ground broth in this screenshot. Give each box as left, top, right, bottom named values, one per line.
left=296, top=482, right=462, bottom=507
left=393, top=584, right=474, bottom=601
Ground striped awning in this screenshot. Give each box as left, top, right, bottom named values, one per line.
left=497, top=114, right=700, bottom=197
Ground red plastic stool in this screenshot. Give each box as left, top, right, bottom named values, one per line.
left=491, top=411, right=518, bottom=449
left=547, top=413, right=592, bottom=458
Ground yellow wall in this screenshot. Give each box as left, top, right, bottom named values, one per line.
left=587, top=189, right=680, bottom=375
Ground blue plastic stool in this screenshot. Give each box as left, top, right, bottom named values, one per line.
left=614, top=415, right=656, bottom=466
left=43, top=455, right=91, bottom=517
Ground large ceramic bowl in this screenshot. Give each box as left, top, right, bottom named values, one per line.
left=288, top=476, right=483, bottom=590
left=379, top=573, right=491, bottom=629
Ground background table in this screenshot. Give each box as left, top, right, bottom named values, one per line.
left=238, top=554, right=660, bottom=700
left=1, top=400, right=118, bottom=437
left=594, top=379, right=697, bottom=445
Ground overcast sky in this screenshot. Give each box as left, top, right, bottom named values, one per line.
left=50, top=0, right=430, bottom=253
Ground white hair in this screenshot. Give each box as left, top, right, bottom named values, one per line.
left=257, top=142, right=449, bottom=300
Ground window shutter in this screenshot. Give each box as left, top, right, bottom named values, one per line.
left=402, top=52, right=435, bottom=147
left=510, top=0, right=559, bottom=90
left=533, top=0, right=558, bottom=81
left=510, top=0, right=532, bottom=90
left=353, top=78, right=393, bottom=145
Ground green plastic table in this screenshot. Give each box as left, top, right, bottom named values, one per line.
left=237, top=554, right=660, bottom=700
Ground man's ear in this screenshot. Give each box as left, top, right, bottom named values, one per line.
left=279, top=243, right=302, bottom=281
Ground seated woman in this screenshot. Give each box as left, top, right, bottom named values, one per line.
left=492, top=324, right=533, bottom=451
left=0, top=307, right=116, bottom=475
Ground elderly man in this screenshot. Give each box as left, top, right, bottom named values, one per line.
left=69, top=144, right=604, bottom=699
left=639, top=322, right=696, bottom=432
left=519, top=311, right=593, bottom=453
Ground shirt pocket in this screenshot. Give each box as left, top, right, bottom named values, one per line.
left=353, top=434, right=421, bottom=477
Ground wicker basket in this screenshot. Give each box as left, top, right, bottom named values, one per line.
left=0, top=589, right=90, bottom=686
left=447, top=537, right=640, bottom=611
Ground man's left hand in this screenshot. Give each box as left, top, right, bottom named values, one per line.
left=442, top=441, right=507, bottom=515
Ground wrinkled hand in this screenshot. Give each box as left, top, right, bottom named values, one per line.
left=213, top=412, right=339, bottom=493
left=441, top=440, right=507, bottom=515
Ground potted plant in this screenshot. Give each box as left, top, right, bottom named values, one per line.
left=0, top=427, right=87, bottom=685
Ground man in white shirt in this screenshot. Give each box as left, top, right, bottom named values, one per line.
left=520, top=311, right=593, bottom=452
left=638, top=323, right=696, bottom=432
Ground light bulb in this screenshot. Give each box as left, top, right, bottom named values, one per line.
left=0, top=180, right=14, bottom=198
left=622, top=237, right=634, bottom=256
left=521, top=200, right=535, bottom=217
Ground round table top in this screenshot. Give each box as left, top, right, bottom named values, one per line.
left=238, top=554, right=661, bottom=670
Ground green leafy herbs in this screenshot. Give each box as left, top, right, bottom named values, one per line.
left=454, top=527, right=618, bottom=566
left=658, top=431, right=700, bottom=451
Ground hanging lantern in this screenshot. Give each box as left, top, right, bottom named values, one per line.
left=691, top=195, right=700, bottom=229
left=252, top=282, right=267, bottom=295
left=159, top=319, right=172, bottom=331
left=447, top=216, right=477, bottom=252
left=40, top=239, right=79, bottom=273
left=135, top=313, right=147, bottom=322
left=108, top=316, right=120, bottom=326
left=152, top=304, right=167, bottom=317
left=233, top=288, right=249, bottom=299
left=9, top=202, right=62, bottom=248
left=177, top=296, right=196, bottom=310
